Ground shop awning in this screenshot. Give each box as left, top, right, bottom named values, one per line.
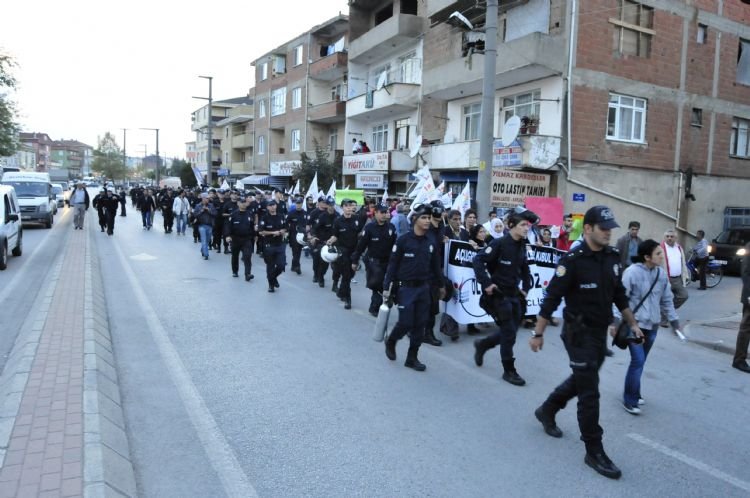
left=238, top=175, right=290, bottom=190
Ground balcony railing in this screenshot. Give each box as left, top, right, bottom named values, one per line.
left=308, top=100, right=346, bottom=123
left=309, top=52, right=348, bottom=81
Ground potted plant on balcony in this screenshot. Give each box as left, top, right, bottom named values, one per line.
left=520, top=115, right=539, bottom=134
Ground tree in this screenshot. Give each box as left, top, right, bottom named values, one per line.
left=91, top=132, right=128, bottom=182
left=293, top=139, right=340, bottom=194
left=174, top=159, right=197, bottom=188
left=0, top=52, right=20, bottom=158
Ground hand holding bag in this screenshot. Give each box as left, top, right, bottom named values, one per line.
left=613, top=268, right=660, bottom=350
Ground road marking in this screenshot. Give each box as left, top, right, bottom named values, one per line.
left=129, top=252, right=157, bottom=261
left=111, top=240, right=258, bottom=498
left=627, top=433, right=750, bottom=493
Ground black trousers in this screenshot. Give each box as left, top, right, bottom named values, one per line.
left=334, top=250, right=354, bottom=299
left=366, top=258, right=388, bottom=313
left=163, top=209, right=174, bottom=231
left=389, top=285, right=430, bottom=348
left=97, top=209, right=106, bottom=229
left=542, top=327, right=608, bottom=452
left=695, top=256, right=709, bottom=288
left=312, top=246, right=329, bottom=282
left=289, top=238, right=303, bottom=270
left=105, top=211, right=116, bottom=235
left=119, top=200, right=126, bottom=216
left=263, top=244, right=286, bottom=283
left=478, top=296, right=523, bottom=361
left=231, top=237, right=253, bottom=276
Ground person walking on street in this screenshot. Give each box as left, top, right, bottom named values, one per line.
left=193, top=193, right=216, bottom=260
left=224, top=195, right=256, bottom=281
left=70, top=183, right=90, bottom=230
left=733, top=242, right=750, bottom=373
left=118, top=187, right=127, bottom=216
left=691, top=230, right=709, bottom=290
left=615, top=221, right=642, bottom=269
left=139, top=189, right=156, bottom=230
left=660, top=229, right=689, bottom=325
left=472, top=208, right=536, bottom=386
left=328, top=199, right=362, bottom=310
left=92, top=188, right=108, bottom=232
left=556, top=214, right=575, bottom=251
left=352, top=203, right=397, bottom=316
left=259, top=200, right=287, bottom=292
left=529, top=205, right=643, bottom=480
left=618, top=240, right=681, bottom=414
left=382, top=204, right=446, bottom=372
left=159, top=189, right=175, bottom=234
left=286, top=196, right=306, bottom=274
left=173, top=190, right=191, bottom=236
left=100, top=189, right=120, bottom=236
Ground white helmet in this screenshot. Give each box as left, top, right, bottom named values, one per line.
left=321, top=245, right=340, bottom=263
left=296, top=232, right=307, bottom=246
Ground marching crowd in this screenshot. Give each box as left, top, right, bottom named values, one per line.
left=68, top=182, right=750, bottom=482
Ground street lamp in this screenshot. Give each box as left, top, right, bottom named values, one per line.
left=140, top=128, right=160, bottom=186
left=193, top=75, right=213, bottom=187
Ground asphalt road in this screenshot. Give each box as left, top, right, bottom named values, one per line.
left=84, top=210, right=750, bottom=497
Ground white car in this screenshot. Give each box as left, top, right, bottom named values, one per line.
left=51, top=183, right=65, bottom=213
left=0, top=185, right=23, bottom=270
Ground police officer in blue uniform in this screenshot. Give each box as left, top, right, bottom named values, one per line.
left=258, top=200, right=288, bottom=292
left=472, top=209, right=536, bottom=386
left=529, top=205, right=643, bottom=480
left=327, top=198, right=362, bottom=310
left=286, top=196, right=306, bottom=274
left=305, top=196, right=326, bottom=282
left=423, top=200, right=448, bottom=346
left=382, top=204, right=446, bottom=371
left=352, top=203, right=397, bottom=316
left=310, top=197, right=338, bottom=288
left=223, top=195, right=256, bottom=281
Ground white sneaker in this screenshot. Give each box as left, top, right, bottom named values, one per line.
left=638, top=397, right=645, bottom=406
left=623, top=403, right=641, bottom=415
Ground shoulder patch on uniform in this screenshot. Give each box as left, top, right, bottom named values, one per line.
left=485, top=246, right=492, bottom=254
left=613, top=264, right=620, bottom=276
left=555, top=265, right=567, bottom=277
left=392, top=245, right=397, bottom=252
left=429, top=244, right=434, bottom=253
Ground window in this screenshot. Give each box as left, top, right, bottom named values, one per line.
left=375, top=3, right=393, bottom=26
left=258, top=135, right=266, bottom=155
left=501, top=90, right=541, bottom=132
left=399, top=51, right=420, bottom=84
left=463, top=103, right=481, bottom=141
left=271, top=87, right=287, bottom=116
left=331, top=84, right=343, bottom=101
left=329, top=128, right=338, bottom=151
left=240, top=151, right=246, bottom=162
left=225, top=128, right=229, bottom=138
left=610, top=1, right=654, bottom=57
left=730, top=118, right=750, bottom=158
left=273, top=55, right=286, bottom=75
left=395, top=118, right=410, bottom=149
left=224, top=152, right=229, bottom=165
left=691, top=108, right=703, bottom=127
left=258, top=100, right=266, bottom=118
left=372, top=124, right=388, bottom=152
left=401, top=0, right=417, bottom=15
left=260, top=63, right=268, bottom=81
left=292, top=87, right=302, bottom=109
left=607, top=93, right=647, bottom=143
left=737, top=39, right=750, bottom=85
left=291, top=129, right=301, bottom=151
left=697, top=24, right=707, bottom=44
left=293, top=45, right=303, bottom=66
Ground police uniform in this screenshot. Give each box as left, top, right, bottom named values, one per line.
left=306, top=202, right=324, bottom=281
left=159, top=192, right=175, bottom=233
left=330, top=207, right=362, bottom=309
left=92, top=191, right=107, bottom=232
left=100, top=192, right=121, bottom=236
left=352, top=208, right=397, bottom=315
left=472, top=232, right=532, bottom=384
left=221, top=196, right=239, bottom=253
left=383, top=210, right=444, bottom=371
left=423, top=204, right=447, bottom=347
left=212, top=194, right=226, bottom=252
left=259, top=201, right=287, bottom=292
left=286, top=200, right=306, bottom=274
left=311, top=201, right=337, bottom=287
left=223, top=199, right=256, bottom=280
left=533, top=205, right=630, bottom=480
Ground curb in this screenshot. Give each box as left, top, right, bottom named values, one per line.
left=83, top=226, right=138, bottom=498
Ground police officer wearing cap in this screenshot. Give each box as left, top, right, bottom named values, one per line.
left=383, top=204, right=446, bottom=371
left=259, top=199, right=288, bottom=292
left=212, top=190, right=227, bottom=253
left=327, top=198, right=362, bottom=310
left=352, top=203, right=397, bottom=316
left=529, top=205, right=643, bottom=480
left=423, top=200, right=448, bottom=346
left=305, top=196, right=326, bottom=282
left=223, top=195, right=256, bottom=281
left=286, top=196, right=306, bottom=274
left=310, top=197, right=338, bottom=288
left=472, top=208, right=535, bottom=385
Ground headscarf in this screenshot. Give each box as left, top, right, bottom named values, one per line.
left=484, top=218, right=505, bottom=239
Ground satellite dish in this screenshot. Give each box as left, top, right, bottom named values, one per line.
left=501, top=115, right=521, bottom=146
left=376, top=71, right=387, bottom=90
left=409, top=135, right=423, bottom=158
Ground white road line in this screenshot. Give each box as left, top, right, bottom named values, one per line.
left=627, top=433, right=750, bottom=493
left=111, top=240, right=258, bottom=498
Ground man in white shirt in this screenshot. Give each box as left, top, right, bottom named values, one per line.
left=660, top=229, right=689, bottom=313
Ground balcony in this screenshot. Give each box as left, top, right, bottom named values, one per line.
left=230, top=133, right=254, bottom=149
left=422, top=32, right=566, bottom=100
left=346, top=83, right=420, bottom=120
left=308, top=100, right=346, bottom=123
left=230, top=161, right=253, bottom=175
left=428, top=134, right=561, bottom=171
left=309, top=52, right=348, bottom=81
left=349, top=13, right=427, bottom=64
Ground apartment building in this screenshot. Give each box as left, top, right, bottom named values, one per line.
left=251, top=15, right=348, bottom=190
left=50, top=140, right=94, bottom=178
left=19, top=132, right=54, bottom=171
left=185, top=141, right=196, bottom=163
left=216, top=101, right=254, bottom=179
left=0, top=142, right=36, bottom=170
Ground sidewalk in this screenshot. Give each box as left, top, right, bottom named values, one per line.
left=0, top=222, right=135, bottom=497
left=684, top=313, right=742, bottom=356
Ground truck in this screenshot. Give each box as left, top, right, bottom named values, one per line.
left=0, top=171, right=55, bottom=228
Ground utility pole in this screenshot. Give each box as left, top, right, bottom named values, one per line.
left=195, top=75, right=213, bottom=187
left=476, top=0, right=498, bottom=218
left=121, top=128, right=128, bottom=184
left=140, top=128, right=160, bottom=186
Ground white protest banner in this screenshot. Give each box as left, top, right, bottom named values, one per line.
left=444, top=240, right=494, bottom=325
left=524, top=245, right=565, bottom=317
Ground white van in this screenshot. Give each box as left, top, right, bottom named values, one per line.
left=0, top=172, right=55, bottom=228
left=0, top=184, right=23, bottom=270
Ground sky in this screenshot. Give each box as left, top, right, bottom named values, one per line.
left=2, top=0, right=349, bottom=160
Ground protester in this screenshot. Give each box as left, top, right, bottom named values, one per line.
left=615, top=221, right=642, bottom=269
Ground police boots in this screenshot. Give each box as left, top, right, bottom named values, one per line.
left=501, top=359, right=526, bottom=386
left=385, top=336, right=397, bottom=361
left=331, top=280, right=339, bottom=293
left=423, top=328, right=443, bottom=347
left=474, top=340, right=489, bottom=367
left=404, top=346, right=426, bottom=371
left=344, top=298, right=352, bottom=310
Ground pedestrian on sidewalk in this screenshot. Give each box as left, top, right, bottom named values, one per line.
left=70, top=183, right=90, bottom=230
left=618, top=240, right=681, bottom=414
left=660, top=229, right=689, bottom=325
left=733, top=242, right=750, bottom=373
left=193, top=193, right=216, bottom=260
left=691, top=230, right=710, bottom=290
left=615, top=221, right=642, bottom=269
left=92, top=188, right=108, bottom=232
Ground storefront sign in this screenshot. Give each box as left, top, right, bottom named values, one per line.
left=492, top=139, right=523, bottom=167
left=269, top=161, right=300, bottom=177
left=342, top=152, right=389, bottom=174
left=355, top=173, right=386, bottom=189
left=490, top=170, right=551, bottom=207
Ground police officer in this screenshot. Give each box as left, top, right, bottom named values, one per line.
left=221, top=191, right=240, bottom=252
left=310, top=197, right=337, bottom=288
left=259, top=199, right=287, bottom=292
left=306, top=196, right=326, bottom=282
left=327, top=198, right=362, bottom=310
left=472, top=208, right=535, bottom=385
left=92, top=188, right=108, bottom=232
left=100, top=189, right=121, bottom=236
left=212, top=190, right=226, bottom=253
left=423, top=200, right=448, bottom=346
left=382, top=204, right=446, bottom=371
left=529, top=205, right=643, bottom=480
left=352, top=203, right=397, bottom=316
left=223, top=195, right=256, bottom=281
left=286, top=196, right=306, bottom=274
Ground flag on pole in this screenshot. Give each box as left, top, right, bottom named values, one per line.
left=452, top=180, right=472, bottom=220
left=408, top=166, right=432, bottom=198
left=381, top=186, right=389, bottom=207
left=292, top=179, right=301, bottom=196
left=412, top=175, right=436, bottom=207
left=220, top=180, right=230, bottom=190
left=303, top=173, right=318, bottom=211
left=326, top=180, right=336, bottom=200
left=441, top=190, right=453, bottom=208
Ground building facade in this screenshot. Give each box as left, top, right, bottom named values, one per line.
left=19, top=132, right=54, bottom=171
left=216, top=102, right=254, bottom=179
left=0, top=142, right=36, bottom=170
left=50, top=140, right=94, bottom=178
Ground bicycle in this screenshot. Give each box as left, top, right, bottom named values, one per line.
left=685, top=252, right=723, bottom=289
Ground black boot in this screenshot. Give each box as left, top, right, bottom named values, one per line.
left=501, top=359, right=526, bottom=386
left=474, top=339, right=489, bottom=367
left=534, top=405, right=563, bottom=438
left=331, top=281, right=339, bottom=293
left=584, top=448, right=622, bottom=480
left=385, top=336, right=397, bottom=361
left=404, top=346, right=426, bottom=371
left=422, top=327, right=442, bottom=347
left=344, top=298, right=351, bottom=310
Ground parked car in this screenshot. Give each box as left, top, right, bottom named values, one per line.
left=0, top=171, right=55, bottom=228
left=51, top=183, right=65, bottom=212
left=0, top=185, right=23, bottom=270
left=708, top=226, right=750, bottom=274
